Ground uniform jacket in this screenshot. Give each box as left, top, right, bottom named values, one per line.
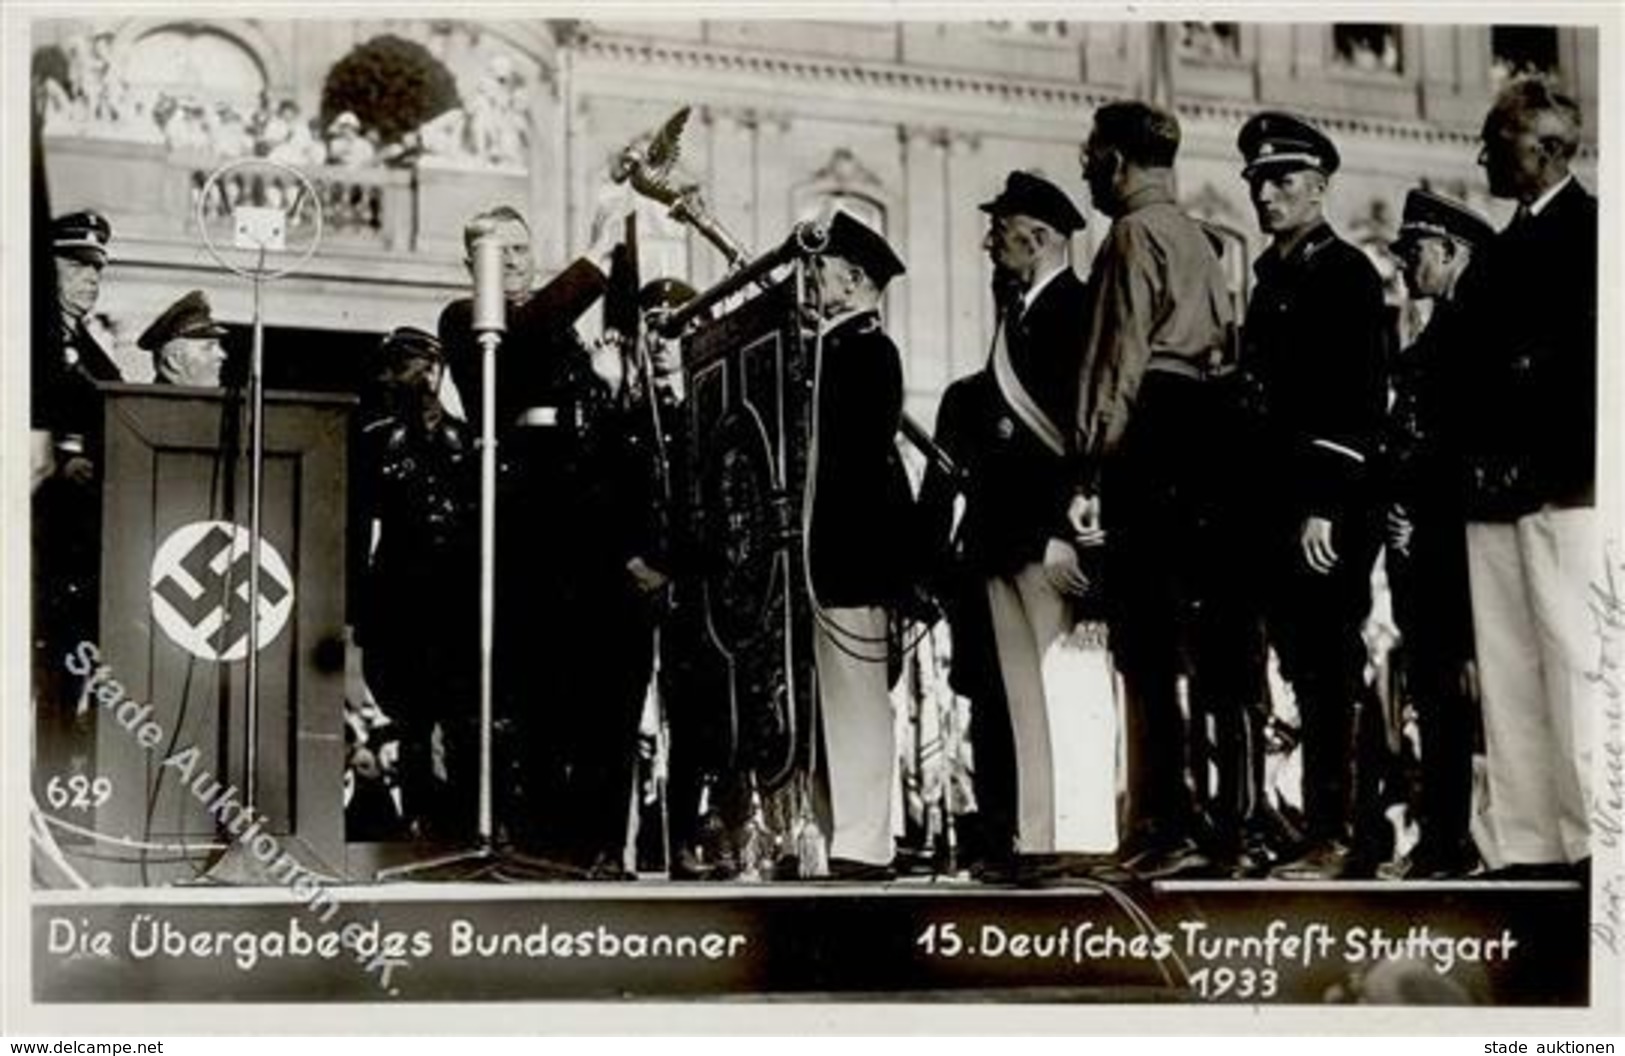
left=917, top=369, right=1010, bottom=699
left=31, top=318, right=121, bottom=652
left=1006, top=266, right=1090, bottom=456
left=438, top=258, right=607, bottom=438
left=1382, top=287, right=1476, bottom=662
left=356, top=409, right=479, bottom=647
left=976, top=267, right=1091, bottom=570
left=438, top=258, right=658, bottom=589
left=1456, top=178, right=1597, bottom=518
left=1385, top=290, right=1472, bottom=520
left=808, top=310, right=915, bottom=608
left=1242, top=221, right=1388, bottom=524
left=33, top=317, right=122, bottom=443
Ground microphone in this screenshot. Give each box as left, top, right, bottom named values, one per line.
left=471, top=232, right=506, bottom=334
left=792, top=218, right=829, bottom=255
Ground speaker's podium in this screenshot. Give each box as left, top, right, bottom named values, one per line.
left=84, top=382, right=353, bottom=885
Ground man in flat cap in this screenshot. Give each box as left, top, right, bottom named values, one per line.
left=954, top=170, right=1114, bottom=879
left=1457, top=78, right=1598, bottom=880
left=1237, top=111, right=1390, bottom=879
left=355, top=326, right=479, bottom=841
left=1075, top=99, right=1259, bottom=879
left=1381, top=189, right=1494, bottom=880
left=139, top=290, right=229, bottom=387
left=32, top=209, right=123, bottom=795
left=804, top=209, right=916, bottom=879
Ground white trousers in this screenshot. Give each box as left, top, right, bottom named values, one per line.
left=987, top=564, right=1119, bottom=854
left=814, top=606, right=898, bottom=865
left=1465, top=507, right=1597, bottom=865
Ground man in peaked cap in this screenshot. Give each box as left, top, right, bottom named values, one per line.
left=33, top=209, right=124, bottom=800
left=355, top=325, right=479, bottom=842
left=955, top=170, right=1106, bottom=880
left=1236, top=110, right=1391, bottom=880
left=38, top=210, right=122, bottom=457
left=51, top=208, right=112, bottom=261
left=1381, top=189, right=1494, bottom=880
left=139, top=290, right=229, bottom=387
left=805, top=209, right=916, bottom=879
left=1238, top=111, right=1342, bottom=182
left=1393, top=188, right=1496, bottom=255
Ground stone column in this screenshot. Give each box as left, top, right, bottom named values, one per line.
left=697, top=105, right=759, bottom=288
left=530, top=50, right=568, bottom=270
left=753, top=111, right=795, bottom=254
left=942, top=130, right=988, bottom=385
left=898, top=123, right=951, bottom=405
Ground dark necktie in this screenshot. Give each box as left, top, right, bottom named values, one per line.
left=1507, top=203, right=1534, bottom=238
left=1006, top=289, right=1030, bottom=334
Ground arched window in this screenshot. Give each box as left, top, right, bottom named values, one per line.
left=1491, top=26, right=1560, bottom=83
left=123, top=25, right=266, bottom=115
left=1179, top=22, right=1241, bottom=62
left=798, top=191, right=886, bottom=235
left=1332, top=24, right=1402, bottom=75
left=792, top=148, right=892, bottom=233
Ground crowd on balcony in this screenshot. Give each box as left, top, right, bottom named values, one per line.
left=35, top=32, right=531, bottom=172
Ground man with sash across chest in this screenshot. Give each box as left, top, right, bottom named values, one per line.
left=973, top=171, right=1118, bottom=878
left=1074, top=101, right=1257, bottom=880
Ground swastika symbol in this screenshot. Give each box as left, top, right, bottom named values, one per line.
left=153, top=525, right=289, bottom=654
left=149, top=521, right=294, bottom=661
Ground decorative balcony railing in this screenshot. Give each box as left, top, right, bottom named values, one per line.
left=186, top=162, right=410, bottom=248
left=42, top=134, right=527, bottom=264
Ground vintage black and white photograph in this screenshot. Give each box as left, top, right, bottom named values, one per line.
left=6, top=1, right=1621, bottom=1032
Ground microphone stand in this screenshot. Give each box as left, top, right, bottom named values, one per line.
left=476, top=325, right=499, bottom=856
left=193, top=163, right=335, bottom=886
left=198, top=252, right=296, bottom=884
left=377, top=236, right=572, bottom=882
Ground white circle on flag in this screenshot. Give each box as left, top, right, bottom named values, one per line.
left=149, top=520, right=295, bottom=662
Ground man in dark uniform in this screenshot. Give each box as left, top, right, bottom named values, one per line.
left=33, top=210, right=123, bottom=795
left=438, top=201, right=660, bottom=878
left=917, top=356, right=1018, bottom=878
left=1458, top=78, right=1598, bottom=879
left=1383, top=189, right=1494, bottom=879
left=1075, top=100, right=1256, bottom=879
left=355, top=326, right=479, bottom=841
left=805, top=210, right=915, bottom=879
left=34, top=211, right=123, bottom=456
left=1236, top=113, right=1390, bottom=879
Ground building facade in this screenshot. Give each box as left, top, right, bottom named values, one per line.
left=33, top=17, right=1601, bottom=421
